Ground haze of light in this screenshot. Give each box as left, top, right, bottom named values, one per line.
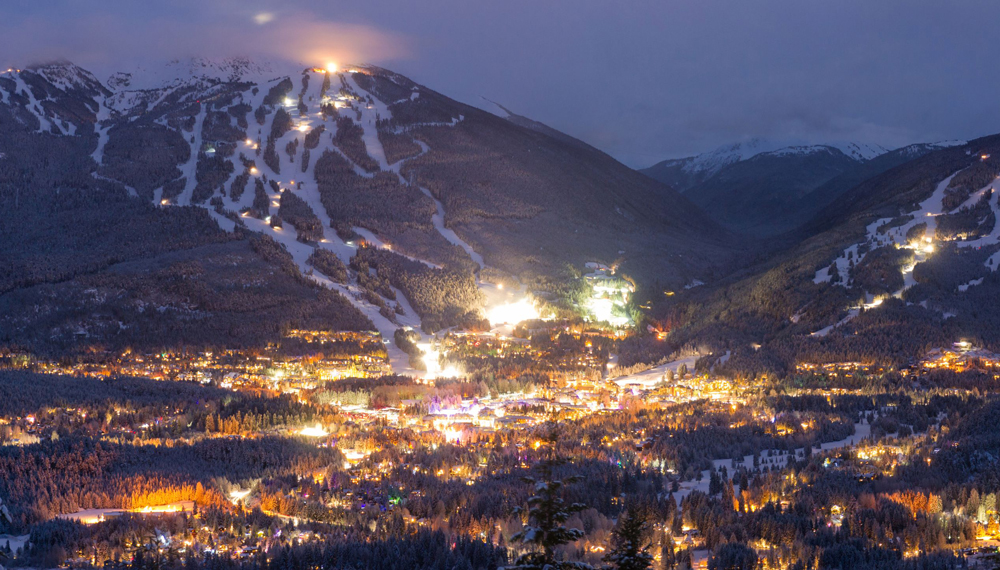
left=485, top=297, right=540, bottom=326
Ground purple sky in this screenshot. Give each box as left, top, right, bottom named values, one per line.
left=3, top=0, right=1000, bottom=167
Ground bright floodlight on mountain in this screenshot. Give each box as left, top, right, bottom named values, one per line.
left=486, top=297, right=540, bottom=326
left=326, top=62, right=338, bottom=73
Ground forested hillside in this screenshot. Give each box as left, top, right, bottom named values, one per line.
left=638, top=135, right=1000, bottom=379
left=0, top=59, right=741, bottom=358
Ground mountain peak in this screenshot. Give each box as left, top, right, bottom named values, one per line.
left=106, top=56, right=292, bottom=92
left=682, top=137, right=783, bottom=176
left=830, top=141, right=890, bottom=161
left=23, top=60, right=105, bottom=95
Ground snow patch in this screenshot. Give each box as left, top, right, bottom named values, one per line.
left=958, top=278, right=984, bottom=292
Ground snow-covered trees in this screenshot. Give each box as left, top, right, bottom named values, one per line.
left=602, top=508, right=653, bottom=570
left=306, top=248, right=348, bottom=283
left=708, top=542, right=757, bottom=570
left=279, top=190, right=324, bottom=243
left=508, top=429, right=592, bottom=570
left=333, top=117, right=379, bottom=173
left=263, top=136, right=281, bottom=173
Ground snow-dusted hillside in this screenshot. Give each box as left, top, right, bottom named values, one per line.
left=810, top=156, right=1000, bottom=336
left=0, top=58, right=476, bottom=373
left=637, top=138, right=977, bottom=236
left=0, top=57, right=730, bottom=370
left=641, top=138, right=890, bottom=193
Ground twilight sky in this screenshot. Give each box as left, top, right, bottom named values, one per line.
left=3, top=0, right=999, bottom=167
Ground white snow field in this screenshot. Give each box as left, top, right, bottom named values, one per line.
left=91, top=60, right=483, bottom=375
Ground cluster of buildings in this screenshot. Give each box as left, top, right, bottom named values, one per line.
left=29, top=331, right=392, bottom=393
left=919, top=343, right=1000, bottom=373
left=796, top=342, right=1000, bottom=378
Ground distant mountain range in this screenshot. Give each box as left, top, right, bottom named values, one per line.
left=640, top=138, right=964, bottom=235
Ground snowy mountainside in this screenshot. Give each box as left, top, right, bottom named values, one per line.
left=639, top=138, right=783, bottom=191
left=835, top=141, right=890, bottom=162
left=790, top=148, right=1000, bottom=342
left=647, top=144, right=868, bottom=235
left=0, top=58, right=732, bottom=368
left=107, top=57, right=281, bottom=91
left=640, top=138, right=889, bottom=193
left=645, top=136, right=1000, bottom=380
left=638, top=139, right=966, bottom=236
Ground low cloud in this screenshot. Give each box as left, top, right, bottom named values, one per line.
left=3, top=0, right=1000, bottom=166
left=0, top=2, right=410, bottom=77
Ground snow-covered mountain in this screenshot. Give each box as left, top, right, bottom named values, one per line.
left=0, top=57, right=730, bottom=365
left=835, top=141, right=891, bottom=162
left=678, top=138, right=790, bottom=178
left=638, top=139, right=970, bottom=235
left=106, top=57, right=282, bottom=92
left=648, top=134, right=1000, bottom=379
left=641, top=138, right=891, bottom=194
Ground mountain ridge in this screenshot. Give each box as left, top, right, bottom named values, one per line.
left=642, top=134, right=1000, bottom=379
left=640, top=138, right=965, bottom=236
left=0, top=57, right=737, bottom=363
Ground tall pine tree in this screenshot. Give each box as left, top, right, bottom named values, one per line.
left=507, top=426, right=592, bottom=570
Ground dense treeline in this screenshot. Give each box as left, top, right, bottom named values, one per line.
left=849, top=245, right=912, bottom=295
left=351, top=247, right=484, bottom=331
left=332, top=117, right=379, bottom=172
left=0, top=436, right=334, bottom=529
left=262, top=78, right=294, bottom=107
left=315, top=149, right=434, bottom=232
left=192, top=153, right=235, bottom=204
left=305, top=249, right=348, bottom=283
left=20, top=515, right=506, bottom=570
left=942, top=157, right=1000, bottom=211
left=270, top=109, right=292, bottom=140
left=98, top=123, right=190, bottom=200
left=1, top=238, right=374, bottom=355
left=304, top=124, right=324, bottom=149
left=378, top=128, right=423, bottom=164
left=0, top=370, right=225, bottom=417
left=0, top=186, right=232, bottom=297
left=312, top=148, right=472, bottom=268
left=278, top=190, right=323, bottom=242
left=936, top=189, right=995, bottom=241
